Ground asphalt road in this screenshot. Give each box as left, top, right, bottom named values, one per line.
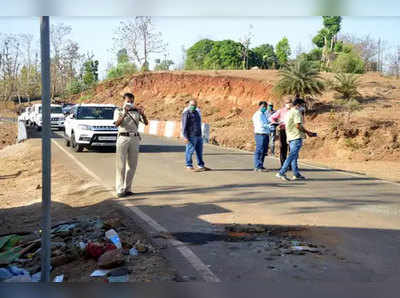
left=30, top=127, right=400, bottom=283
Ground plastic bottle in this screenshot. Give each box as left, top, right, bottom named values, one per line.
left=105, top=229, right=122, bottom=249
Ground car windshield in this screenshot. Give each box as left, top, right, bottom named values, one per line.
left=76, top=106, right=116, bottom=120
left=51, top=107, right=62, bottom=113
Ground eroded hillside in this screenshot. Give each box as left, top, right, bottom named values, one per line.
left=69, top=70, right=400, bottom=181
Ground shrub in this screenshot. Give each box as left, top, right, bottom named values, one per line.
left=274, top=59, right=325, bottom=98
left=106, top=62, right=138, bottom=79
left=331, top=73, right=361, bottom=100
left=66, top=79, right=85, bottom=96
left=332, top=51, right=365, bottom=74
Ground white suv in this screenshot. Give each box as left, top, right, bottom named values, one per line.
left=30, top=103, right=65, bottom=131
left=64, top=104, right=118, bottom=152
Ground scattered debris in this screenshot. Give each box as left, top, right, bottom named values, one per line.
left=90, top=269, right=111, bottom=277
left=135, top=241, right=148, bottom=253
left=98, top=249, right=125, bottom=269
left=129, top=248, right=138, bottom=256
left=105, top=229, right=122, bottom=249
left=53, top=275, right=64, bottom=282
left=108, top=275, right=129, bottom=282
left=291, top=246, right=320, bottom=253
left=107, top=267, right=130, bottom=277
left=0, top=216, right=160, bottom=283
left=86, top=242, right=116, bottom=259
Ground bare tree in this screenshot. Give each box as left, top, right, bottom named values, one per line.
left=339, top=34, right=384, bottom=72
left=175, top=45, right=186, bottom=70
left=62, top=40, right=83, bottom=86
left=18, top=34, right=40, bottom=102
left=387, top=45, right=400, bottom=78
left=294, top=42, right=305, bottom=58
left=0, top=34, right=22, bottom=101
left=113, top=17, right=166, bottom=70
left=50, top=23, right=72, bottom=98
left=240, top=24, right=254, bottom=69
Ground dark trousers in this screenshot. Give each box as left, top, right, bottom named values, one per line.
left=254, top=133, right=269, bottom=169
left=279, top=128, right=289, bottom=168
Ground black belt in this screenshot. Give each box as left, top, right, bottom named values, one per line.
left=255, top=133, right=268, bottom=135
left=118, top=132, right=139, bottom=137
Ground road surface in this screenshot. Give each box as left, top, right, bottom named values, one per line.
left=29, top=127, right=400, bottom=283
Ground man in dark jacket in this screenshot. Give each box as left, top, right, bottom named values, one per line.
left=182, top=100, right=210, bottom=172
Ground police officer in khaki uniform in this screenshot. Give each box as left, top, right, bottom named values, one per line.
left=114, top=93, right=148, bottom=197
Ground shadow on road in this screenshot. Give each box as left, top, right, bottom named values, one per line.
left=126, top=200, right=400, bottom=283
left=26, top=126, right=63, bottom=139
left=140, top=144, right=186, bottom=153
left=1, top=186, right=400, bottom=284
left=203, top=152, right=253, bottom=156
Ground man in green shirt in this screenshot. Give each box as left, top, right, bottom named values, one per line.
left=276, top=98, right=316, bottom=181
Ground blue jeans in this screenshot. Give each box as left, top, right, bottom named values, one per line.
left=254, top=134, right=269, bottom=169
left=185, top=136, right=205, bottom=167
left=279, top=138, right=303, bottom=177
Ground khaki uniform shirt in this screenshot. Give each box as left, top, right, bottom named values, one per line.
left=113, top=108, right=143, bottom=133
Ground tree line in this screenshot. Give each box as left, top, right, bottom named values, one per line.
left=0, top=16, right=399, bottom=102
left=0, top=24, right=100, bottom=102
left=184, top=17, right=400, bottom=77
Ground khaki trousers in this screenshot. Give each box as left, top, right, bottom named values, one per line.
left=115, top=135, right=140, bottom=194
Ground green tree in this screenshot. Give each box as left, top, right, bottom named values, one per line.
left=331, top=50, right=365, bottom=74
left=82, top=58, right=99, bottom=87
left=185, top=39, right=215, bottom=69
left=313, top=16, right=342, bottom=69
left=107, top=63, right=138, bottom=79
left=274, top=59, right=325, bottom=98
left=19, top=64, right=41, bottom=100
left=275, top=37, right=291, bottom=67
left=252, top=44, right=278, bottom=69
left=154, top=59, right=174, bottom=71
left=106, top=50, right=138, bottom=79
left=203, top=40, right=244, bottom=69
left=313, top=16, right=342, bottom=50
left=117, top=48, right=129, bottom=64
left=66, top=78, right=84, bottom=95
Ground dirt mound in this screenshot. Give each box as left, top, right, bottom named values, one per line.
left=0, top=122, right=17, bottom=150
left=69, top=70, right=400, bottom=181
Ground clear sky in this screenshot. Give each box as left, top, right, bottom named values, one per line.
left=1, top=17, right=399, bottom=78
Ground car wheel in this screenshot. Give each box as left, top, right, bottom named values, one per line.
left=64, top=132, right=70, bottom=147
left=71, top=132, right=83, bottom=152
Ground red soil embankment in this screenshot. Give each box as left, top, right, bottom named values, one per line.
left=69, top=70, right=400, bottom=181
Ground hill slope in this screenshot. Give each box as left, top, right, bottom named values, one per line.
left=69, top=70, right=400, bottom=182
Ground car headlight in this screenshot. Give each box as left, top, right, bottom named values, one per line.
left=77, top=124, right=93, bottom=130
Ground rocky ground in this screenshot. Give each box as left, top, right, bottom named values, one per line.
left=0, top=140, right=176, bottom=282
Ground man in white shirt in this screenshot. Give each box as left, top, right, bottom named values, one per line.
left=252, top=101, right=270, bottom=172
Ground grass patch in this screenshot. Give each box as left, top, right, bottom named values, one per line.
left=344, top=138, right=362, bottom=151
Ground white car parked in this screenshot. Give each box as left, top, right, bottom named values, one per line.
left=19, top=107, right=31, bottom=123
left=30, top=103, right=65, bottom=131
left=63, top=104, right=118, bottom=152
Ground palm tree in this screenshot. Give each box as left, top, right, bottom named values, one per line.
left=332, top=73, right=360, bottom=100
left=274, top=59, right=325, bottom=98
